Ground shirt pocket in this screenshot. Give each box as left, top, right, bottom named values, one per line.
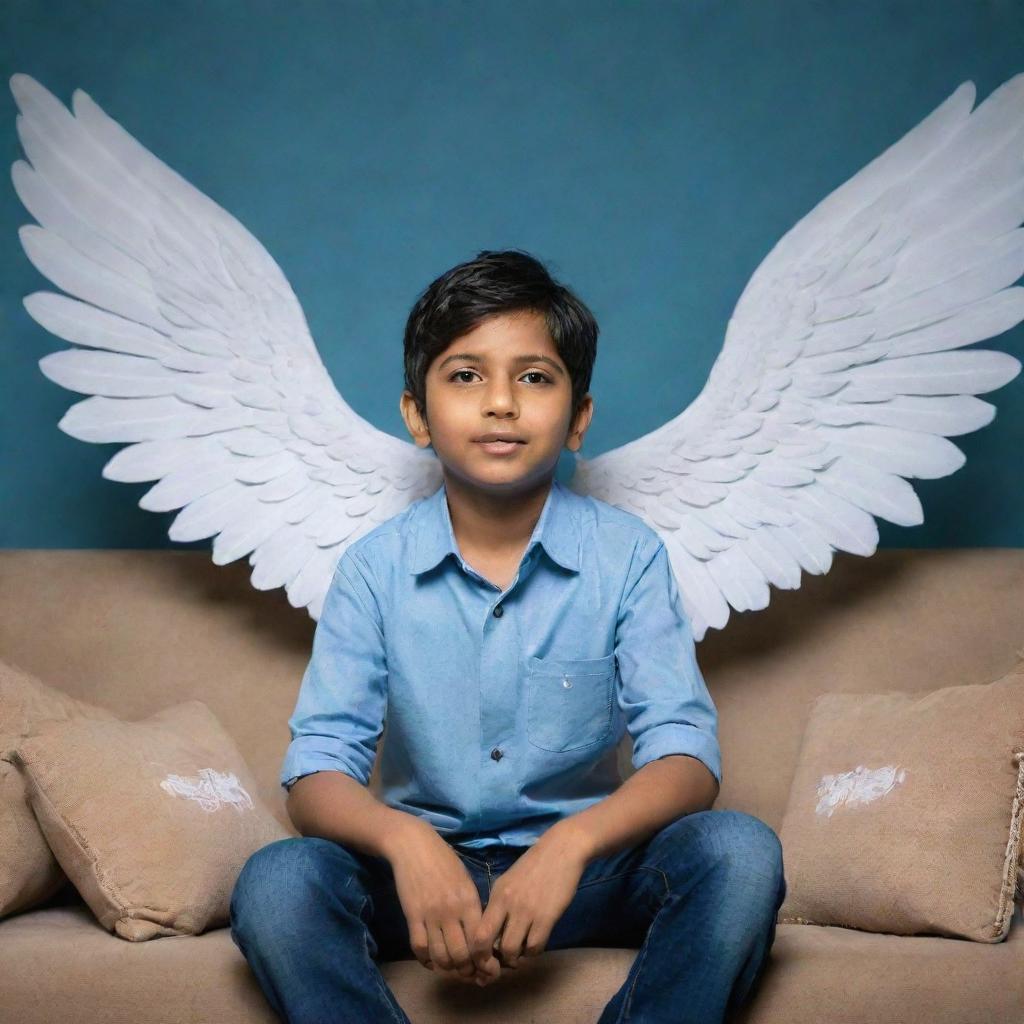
left=525, top=653, right=616, bottom=752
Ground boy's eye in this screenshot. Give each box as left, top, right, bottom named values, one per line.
left=448, top=370, right=552, bottom=385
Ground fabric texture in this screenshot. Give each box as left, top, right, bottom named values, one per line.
left=777, top=663, right=1024, bottom=942
left=279, top=478, right=722, bottom=848
left=3, top=550, right=1024, bottom=1023
left=0, top=658, right=119, bottom=919
left=9, top=699, right=290, bottom=941
left=229, top=810, right=785, bottom=1023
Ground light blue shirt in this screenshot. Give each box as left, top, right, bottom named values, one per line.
left=280, top=478, right=722, bottom=848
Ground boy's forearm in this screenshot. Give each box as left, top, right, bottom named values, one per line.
left=285, top=770, right=426, bottom=862
left=551, top=754, right=719, bottom=865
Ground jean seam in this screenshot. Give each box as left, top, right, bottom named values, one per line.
left=620, top=929, right=651, bottom=1023
left=577, top=864, right=669, bottom=898
left=601, top=864, right=671, bottom=1023
left=362, top=894, right=408, bottom=1024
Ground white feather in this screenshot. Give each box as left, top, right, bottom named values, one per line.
left=572, top=76, right=1024, bottom=638
left=11, top=72, right=441, bottom=618
left=11, top=71, right=1023, bottom=637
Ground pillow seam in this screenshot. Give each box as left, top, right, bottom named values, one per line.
left=994, top=750, right=1024, bottom=939
left=20, top=759, right=131, bottom=920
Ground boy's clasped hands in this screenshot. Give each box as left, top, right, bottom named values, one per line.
left=388, top=818, right=589, bottom=986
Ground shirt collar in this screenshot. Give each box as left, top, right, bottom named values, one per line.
left=409, top=478, right=581, bottom=576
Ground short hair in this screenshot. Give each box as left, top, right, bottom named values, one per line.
left=402, top=248, right=599, bottom=425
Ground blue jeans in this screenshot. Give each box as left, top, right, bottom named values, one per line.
left=230, top=808, right=786, bottom=1024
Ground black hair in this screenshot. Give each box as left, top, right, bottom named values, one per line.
left=402, top=248, right=598, bottom=425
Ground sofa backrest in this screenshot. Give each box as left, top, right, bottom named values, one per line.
left=2, top=549, right=1021, bottom=836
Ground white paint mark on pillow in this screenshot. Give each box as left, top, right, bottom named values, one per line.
left=814, top=764, right=907, bottom=819
left=159, top=768, right=255, bottom=813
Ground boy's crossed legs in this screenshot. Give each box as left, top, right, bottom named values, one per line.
left=230, top=808, right=786, bottom=1024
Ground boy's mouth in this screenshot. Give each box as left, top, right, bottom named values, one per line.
left=474, top=435, right=527, bottom=455
left=474, top=432, right=526, bottom=443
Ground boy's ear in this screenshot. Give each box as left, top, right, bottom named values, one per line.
left=566, top=394, right=594, bottom=452
left=400, top=390, right=431, bottom=449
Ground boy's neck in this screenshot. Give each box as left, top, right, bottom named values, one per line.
left=443, top=474, right=554, bottom=560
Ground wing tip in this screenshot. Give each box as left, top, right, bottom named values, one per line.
left=70, top=86, right=96, bottom=119
left=954, top=79, right=976, bottom=105
left=982, top=351, right=1024, bottom=393
left=9, top=72, right=59, bottom=113
left=17, top=222, right=42, bottom=249
left=36, top=350, right=61, bottom=383
left=9, top=72, right=33, bottom=101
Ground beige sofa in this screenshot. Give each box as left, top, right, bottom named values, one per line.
left=1, top=546, right=1022, bottom=1024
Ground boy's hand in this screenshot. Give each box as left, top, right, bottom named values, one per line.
left=387, top=820, right=502, bottom=986
left=470, top=824, right=589, bottom=977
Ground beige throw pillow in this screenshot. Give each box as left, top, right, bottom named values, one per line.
left=778, top=663, right=1024, bottom=942
left=0, top=658, right=119, bottom=919
left=9, top=699, right=290, bottom=940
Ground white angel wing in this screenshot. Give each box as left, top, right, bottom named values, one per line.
left=9, top=72, right=442, bottom=620
left=569, top=76, right=1024, bottom=642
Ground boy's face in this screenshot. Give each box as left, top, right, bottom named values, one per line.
left=400, top=309, right=593, bottom=494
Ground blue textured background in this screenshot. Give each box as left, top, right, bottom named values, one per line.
left=2, top=0, right=1022, bottom=548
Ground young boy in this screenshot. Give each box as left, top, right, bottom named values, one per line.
left=230, top=249, right=786, bottom=1024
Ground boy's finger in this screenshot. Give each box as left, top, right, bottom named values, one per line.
left=469, top=953, right=501, bottom=986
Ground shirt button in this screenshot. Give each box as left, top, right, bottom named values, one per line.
left=491, top=748, right=503, bottom=761
left=493, top=605, right=503, bottom=618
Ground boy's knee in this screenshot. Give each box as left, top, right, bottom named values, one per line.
left=230, top=836, right=341, bottom=932
left=713, top=810, right=784, bottom=868
left=661, top=809, right=784, bottom=878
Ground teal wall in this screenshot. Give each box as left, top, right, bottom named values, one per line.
left=2, top=0, right=1022, bottom=548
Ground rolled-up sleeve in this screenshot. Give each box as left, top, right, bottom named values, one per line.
left=614, top=538, right=722, bottom=787
left=280, top=550, right=388, bottom=793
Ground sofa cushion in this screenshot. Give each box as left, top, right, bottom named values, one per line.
left=778, top=663, right=1024, bottom=942
left=0, top=658, right=119, bottom=920
left=9, top=700, right=290, bottom=941
left=3, top=548, right=1023, bottom=841
left=0, top=902, right=1021, bottom=1024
